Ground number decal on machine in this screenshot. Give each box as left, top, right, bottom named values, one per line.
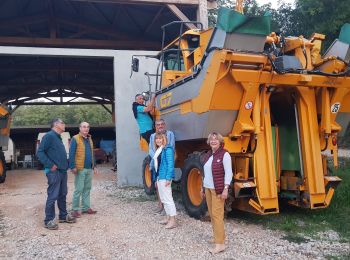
left=160, top=92, right=172, bottom=108
left=331, top=102, right=341, bottom=113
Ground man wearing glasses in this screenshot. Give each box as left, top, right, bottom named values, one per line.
left=37, top=118, right=76, bottom=230
left=132, top=93, right=156, bottom=143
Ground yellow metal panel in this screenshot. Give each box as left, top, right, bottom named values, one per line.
left=192, top=50, right=227, bottom=113
left=253, top=91, right=278, bottom=204
left=231, top=70, right=350, bottom=88
left=230, top=82, right=259, bottom=137
left=296, top=87, right=326, bottom=205
left=180, top=101, right=192, bottom=114
left=340, top=92, right=350, bottom=112
left=210, top=67, right=243, bottom=110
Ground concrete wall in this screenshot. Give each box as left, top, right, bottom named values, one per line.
left=114, top=51, right=158, bottom=186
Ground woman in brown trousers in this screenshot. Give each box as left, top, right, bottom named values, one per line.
left=201, top=132, right=233, bottom=254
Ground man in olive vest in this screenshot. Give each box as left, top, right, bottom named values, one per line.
left=69, top=121, right=98, bottom=218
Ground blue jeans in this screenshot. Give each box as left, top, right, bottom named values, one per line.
left=44, top=169, right=68, bottom=224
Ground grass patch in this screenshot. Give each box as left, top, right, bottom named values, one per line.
left=229, top=158, right=350, bottom=243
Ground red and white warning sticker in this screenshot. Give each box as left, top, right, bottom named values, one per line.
left=245, top=101, right=253, bottom=110
left=331, top=102, right=341, bottom=113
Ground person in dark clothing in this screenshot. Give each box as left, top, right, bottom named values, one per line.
left=132, top=93, right=155, bottom=143
left=37, top=118, right=76, bottom=230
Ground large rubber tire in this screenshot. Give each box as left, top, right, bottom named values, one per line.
left=142, top=155, right=155, bottom=195
left=0, top=152, right=7, bottom=183
left=181, top=153, right=207, bottom=219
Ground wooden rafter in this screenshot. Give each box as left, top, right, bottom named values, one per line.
left=0, top=65, right=112, bottom=72
left=166, top=4, right=197, bottom=30
left=56, top=16, right=131, bottom=40
left=120, top=5, right=144, bottom=34
left=47, top=0, right=57, bottom=39
left=70, top=0, right=199, bottom=6
left=90, top=2, right=114, bottom=24
left=0, top=36, right=160, bottom=50
left=144, top=6, right=165, bottom=34
left=0, top=15, right=48, bottom=30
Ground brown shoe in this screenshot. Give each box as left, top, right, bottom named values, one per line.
left=71, top=211, right=82, bottom=218
left=82, top=208, right=97, bottom=214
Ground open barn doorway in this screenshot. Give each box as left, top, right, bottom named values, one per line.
left=0, top=47, right=117, bottom=183
left=0, top=46, right=158, bottom=186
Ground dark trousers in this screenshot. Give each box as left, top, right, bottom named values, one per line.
left=141, top=129, right=154, bottom=144
left=45, top=169, right=68, bottom=224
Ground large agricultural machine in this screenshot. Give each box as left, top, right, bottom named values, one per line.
left=134, top=6, right=350, bottom=218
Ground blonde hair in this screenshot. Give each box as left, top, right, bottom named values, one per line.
left=206, top=132, right=224, bottom=145
left=154, top=133, right=168, bottom=148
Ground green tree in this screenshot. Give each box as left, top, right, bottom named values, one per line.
left=12, top=104, right=113, bottom=126
left=295, top=0, right=350, bottom=48
left=208, top=0, right=350, bottom=49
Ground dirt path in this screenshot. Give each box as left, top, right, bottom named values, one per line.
left=0, top=166, right=348, bottom=259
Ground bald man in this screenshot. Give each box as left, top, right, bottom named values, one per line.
left=69, top=122, right=98, bottom=218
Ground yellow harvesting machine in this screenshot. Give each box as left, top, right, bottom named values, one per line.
left=138, top=7, right=350, bottom=218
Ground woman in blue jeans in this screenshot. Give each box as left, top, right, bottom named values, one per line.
left=152, top=133, right=177, bottom=229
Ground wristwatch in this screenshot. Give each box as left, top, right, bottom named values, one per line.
left=224, top=185, right=229, bottom=190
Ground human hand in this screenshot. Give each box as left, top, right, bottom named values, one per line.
left=165, top=180, right=171, bottom=187
left=93, top=168, right=98, bottom=175
left=220, top=188, right=228, bottom=200
left=51, top=164, right=58, bottom=171
left=200, top=188, right=205, bottom=199
left=71, top=168, right=77, bottom=174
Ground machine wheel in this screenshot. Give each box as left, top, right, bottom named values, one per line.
left=142, top=155, right=155, bottom=195
left=181, top=153, right=207, bottom=219
left=0, top=152, right=7, bottom=183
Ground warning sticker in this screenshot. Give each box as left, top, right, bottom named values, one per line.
left=331, top=103, right=341, bottom=113
left=245, top=101, right=253, bottom=110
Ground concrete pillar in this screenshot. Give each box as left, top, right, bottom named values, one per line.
left=114, top=51, right=158, bottom=186
left=197, top=0, right=208, bottom=29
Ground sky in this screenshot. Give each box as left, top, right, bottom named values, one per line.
left=256, top=0, right=295, bottom=9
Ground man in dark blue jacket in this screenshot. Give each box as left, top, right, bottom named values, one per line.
left=37, top=118, right=76, bottom=230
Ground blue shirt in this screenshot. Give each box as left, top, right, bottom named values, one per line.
left=36, top=130, right=68, bottom=172
left=69, top=136, right=95, bottom=169
left=136, top=105, right=153, bottom=134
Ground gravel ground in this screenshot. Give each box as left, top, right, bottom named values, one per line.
left=323, top=148, right=350, bottom=158
left=0, top=164, right=349, bottom=259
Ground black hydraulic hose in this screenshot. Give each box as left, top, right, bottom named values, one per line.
left=266, top=51, right=350, bottom=77
left=306, top=68, right=350, bottom=77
